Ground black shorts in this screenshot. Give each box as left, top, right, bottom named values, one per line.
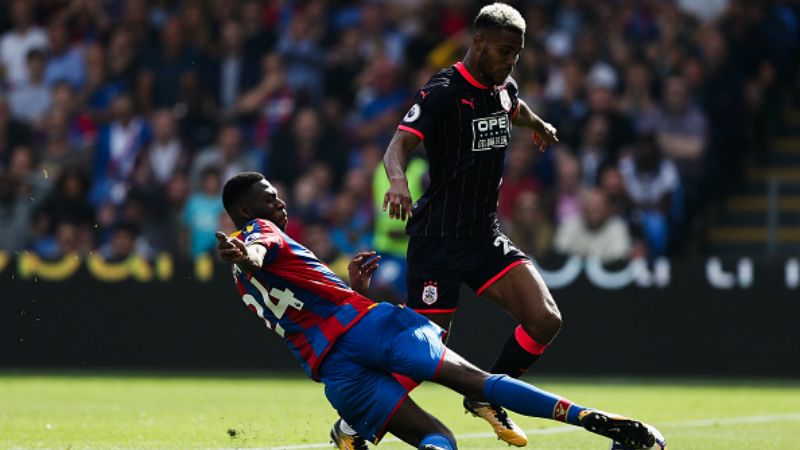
left=406, top=231, right=530, bottom=313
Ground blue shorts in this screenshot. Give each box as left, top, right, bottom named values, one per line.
left=318, top=303, right=446, bottom=443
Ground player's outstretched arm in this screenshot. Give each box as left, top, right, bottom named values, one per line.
left=347, top=251, right=381, bottom=295
left=215, top=231, right=267, bottom=274
left=382, top=129, right=420, bottom=221
left=513, top=99, right=559, bottom=152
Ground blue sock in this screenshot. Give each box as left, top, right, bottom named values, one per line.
left=482, top=374, right=588, bottom=426
left=419, top=433, right=456, bottom=449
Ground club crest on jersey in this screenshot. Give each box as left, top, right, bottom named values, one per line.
left=471, top=113, right=510, bottom=151
left=498, top=87, right=512, bottom=112
left=422, top=281, right=438, bottom=305
left=404, top=103, right=421, bottom=123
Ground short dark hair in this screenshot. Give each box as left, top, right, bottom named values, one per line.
left=222, top=171, right=264, bottom=212
left=474, top=3, right=526, bottom=35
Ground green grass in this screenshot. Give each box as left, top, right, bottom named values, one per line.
left=1, top=371, right=799, bottom=449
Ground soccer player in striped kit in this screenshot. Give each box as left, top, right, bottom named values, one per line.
left=216, top=172, right=664, bottom=450
left=378, top=3, right=562, bottom=446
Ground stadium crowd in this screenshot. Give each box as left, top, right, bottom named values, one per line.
left=0, top=0, right=798, bottom=296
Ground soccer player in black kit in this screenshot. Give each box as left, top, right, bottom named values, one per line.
left=379, top=3, right=560, bottom=448
left=331, top=3, right=561, bottom=449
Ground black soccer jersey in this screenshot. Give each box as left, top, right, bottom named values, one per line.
left=398, top=61, right=520, bottom=238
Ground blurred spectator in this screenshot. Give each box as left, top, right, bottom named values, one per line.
left=619, top=133, right=680, bottom=258
left=498, top=135, right=540, bottom=225
left=191, top=123, right=255, bottom=189
left=554, top=147, right=582, bottom=223
left=276, top=12, right=325, bottom=101
left=91, top=93, right=151, bottom=205
left=304, top=221, right=350, bottom=279
left=208, top=19, right=260, bottom=116
left=105, top=27, right=140, bottom=96
left=324, top=28, right=365, bottom=111
left=370, top=156, right=426, bottom=299
left=137, top=17, right=199, bottom=112
left=0, top=0, right=47, bottom=89
left=163, top=173, right=191, bottom=255
left=647, top=76, right=708, bottom=195
left=0, top=172, right=32, bottom=251
left=44, top=20, right=85, bottom=89
left=358, top=2, right=406, bottom=64
left=554, top=188, right=632, bottom=262
left=575, top=113, right=613, bottom=187
left=239, top=0, right=277, bottom=61
left=121, top=191, right=172, bottom=254
left=37, top=167, right=94, bottom=228
left=618, top=59, right=657, bottom=124
left=136, top=108, right=190, bottom=188
left=49, top=81, right=97, bottom=151
left=328, top=191, right=372, bottom=256
left=9, top=49, right=51, bottom=127
left=100, top=222, right=151, bottom=262
left=181, top=1, right=212, bottom=54
left=352, top=57, right=407, bottom=143
left=77, top=42, right=123, bottom=123
left=182, top=166, right=224, bottom=258
left=237, top=52, right=294, bottom=147
left=0, top=95, right=33, bottom=167
left=507, top=189, right=555, bottom=261
left=598, top=165, right=630, bottom=219
left=269, top=107, right=346, bottom=189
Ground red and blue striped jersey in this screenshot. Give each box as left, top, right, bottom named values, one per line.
left=230, top=219, right=376, bottom=380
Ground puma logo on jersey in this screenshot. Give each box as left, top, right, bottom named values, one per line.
left=420, top=90, right=429, bottom=99
left=461, top=97, right=475, bottom=110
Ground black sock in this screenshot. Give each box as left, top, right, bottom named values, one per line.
left=489, top=331, right=541, bottom=379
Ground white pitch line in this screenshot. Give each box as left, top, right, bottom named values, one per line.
left=254, top=412, right=800, bottom=450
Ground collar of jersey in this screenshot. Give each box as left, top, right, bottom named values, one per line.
left=454, top=61, right=489, bottom=90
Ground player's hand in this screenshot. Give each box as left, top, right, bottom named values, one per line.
left=383, top=178, right=413, bottom=221
left=348, top=251, right=381, bottom=294
left=532, top=121, right=558, bottom=152
left=215, top=231, right=247, bottom=264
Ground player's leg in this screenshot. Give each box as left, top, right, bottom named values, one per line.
left=432, top=347, right=660, bottom=449
left=468, top=232, right=561, bottom=379
left=459, top=236, right=560, bottom=445
left=385, top=397, right=457, bottom=449
left=479, top=260, right=562, bottom=377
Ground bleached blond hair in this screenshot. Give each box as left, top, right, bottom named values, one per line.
left=474, top=2, right=526, bottom=35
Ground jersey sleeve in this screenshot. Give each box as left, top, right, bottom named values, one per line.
left=240, top=219, right=282, bottom=263
left=397, top=83, right=451, bottom=141
left=505, top=76, right=521, bottom=119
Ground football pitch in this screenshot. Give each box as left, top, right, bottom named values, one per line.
left=1, top=372, right=799, bottom=449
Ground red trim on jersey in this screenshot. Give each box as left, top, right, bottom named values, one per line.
left=375, top=392, right=410, bottom=444
left=410, top=307, right=457, bottom=314
left=475, top=260, right=526, bottom=295
left=397, top=124, right=424, bottom=140
left=431, top=347, right=448, bottom=379
left=454, top=61, right=488, bottom=89
left=511, top=101, right=521, bottom=119
left=515, top=325, right=548, bottom=355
